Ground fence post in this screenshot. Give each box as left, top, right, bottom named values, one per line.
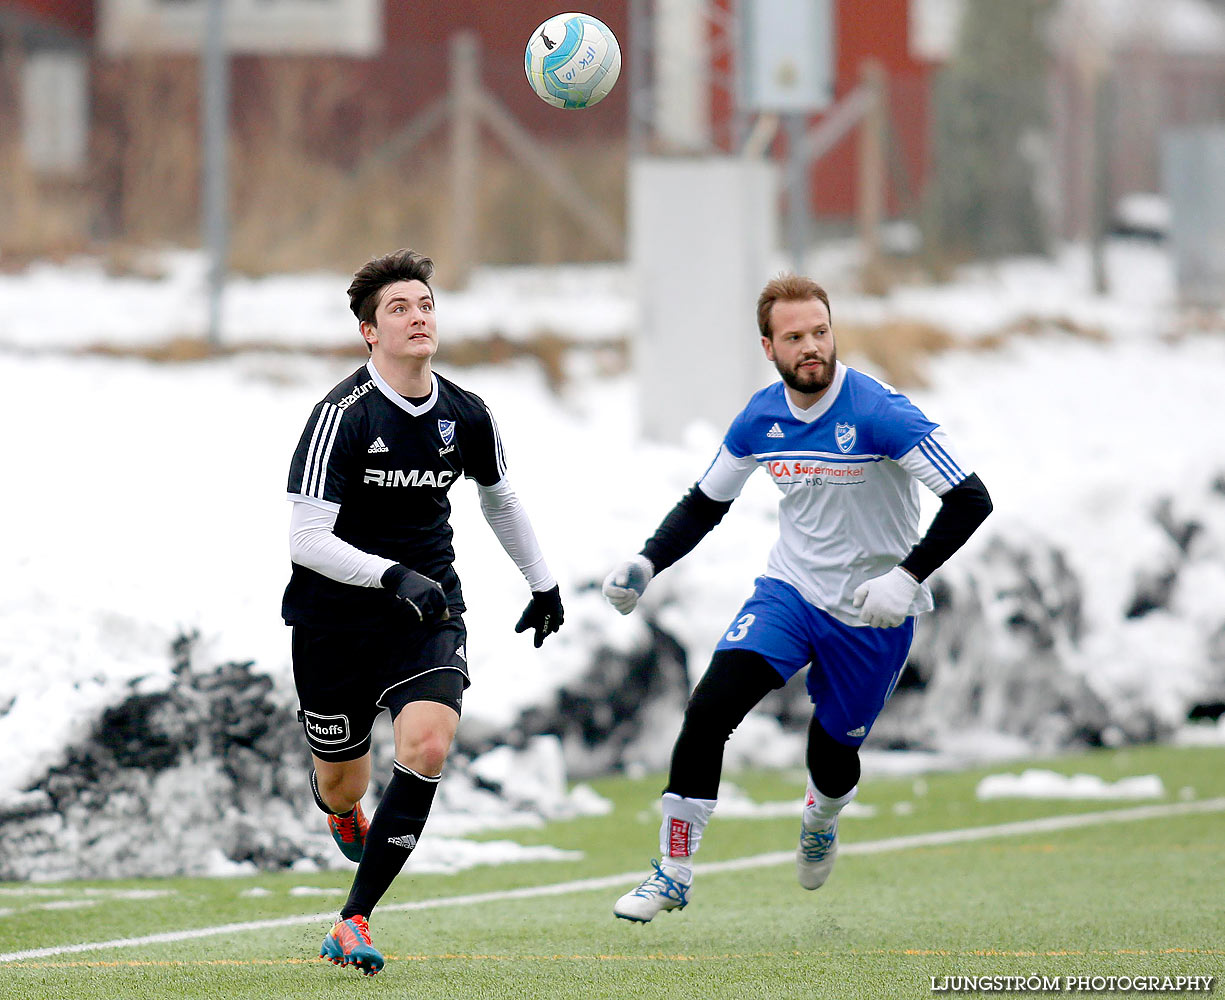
left=449, top=32, right=480, bottom=287
left=857, top=59, right=886, bottom=292
left=201, top=0, right=229, bottom=348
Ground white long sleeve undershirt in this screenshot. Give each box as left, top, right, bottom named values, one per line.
left=288, top=501, right=396, bottom=587
left=288, top=476, right=554, bottom=592
left=475, top=478, right=555, bottom=592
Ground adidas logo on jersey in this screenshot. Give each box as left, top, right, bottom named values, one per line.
left=455, top=644, right=466, bottom=662
left=766, top=423, right=785, bottom=439
left=368, top=437, right=389, bottom=453
left=387, top=834, right=418, bottom=850
left=846, top=725, right=866, bottom=738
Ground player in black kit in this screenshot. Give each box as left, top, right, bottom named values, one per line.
left=283, top=248, right=564, bottom=975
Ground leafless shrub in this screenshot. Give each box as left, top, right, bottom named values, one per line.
left=78, top=56, right=625, bottom=275
left=837, top=319, right=955, bottom=387
left=93, top=55, right=201, bottom=247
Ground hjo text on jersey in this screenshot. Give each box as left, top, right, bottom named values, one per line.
left=364, top=468, right=455, bottom=488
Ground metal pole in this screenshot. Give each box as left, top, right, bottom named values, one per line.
left=1072, top=0, right=1108, bottom=294
left=1090, top=69, right=1111, bottom=295
left=628, top=0, right=651, bottom=155
left=784, top=113, right=808, bottom=273
left=201, top=0, right=229, bottom=349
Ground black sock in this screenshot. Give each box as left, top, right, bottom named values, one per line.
left=340, top=762, right=440, bottom=920
left=807, top=717, right=861, bottom=799
left=310, top=769, right=342, bottom=816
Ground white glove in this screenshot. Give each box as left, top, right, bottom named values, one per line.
left=852, top=566, right=920, bottom=628
left=602, top=555, right=655, bottom=615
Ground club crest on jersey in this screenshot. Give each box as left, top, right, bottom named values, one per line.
left=438, top=419, right=456, bottom=446
left=835, top=422, right=857, bottom=454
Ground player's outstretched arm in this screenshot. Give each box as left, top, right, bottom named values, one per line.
left=602, top=484, right=734, bottom=616
left=602, top=555, right=654, bottom=615
left=475, top=478, right=564, bottom=645
left=898, top=472, right=993, bottom=581
left=515, top=586, right=564, bottom=647
left=853, top=473, right=993, bottom=628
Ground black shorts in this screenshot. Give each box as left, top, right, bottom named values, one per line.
left=292, top=616, right=470, bottom=762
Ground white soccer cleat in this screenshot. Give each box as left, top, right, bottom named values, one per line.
left=796, top=817, right=839, bottom=890
left=613, top=859, right=691, bottom=923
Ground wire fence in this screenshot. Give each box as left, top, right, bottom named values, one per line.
left=3, top=27, right=1225, bottom=274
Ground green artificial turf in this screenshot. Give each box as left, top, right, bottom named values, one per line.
left=2, top=744, right=1222, bottom=999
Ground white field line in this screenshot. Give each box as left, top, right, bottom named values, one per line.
left=2, top=796, right=1222, bottom=964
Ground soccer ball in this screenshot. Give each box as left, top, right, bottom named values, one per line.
left=524, top=12, right=622, bottom=110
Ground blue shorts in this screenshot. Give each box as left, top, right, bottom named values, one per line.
left=713, top=576, right=914, bottom=747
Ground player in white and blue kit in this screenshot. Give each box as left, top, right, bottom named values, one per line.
left=604, top=274, right=992, bottom=922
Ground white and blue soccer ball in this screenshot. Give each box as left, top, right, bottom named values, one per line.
left=524, top=12, right=622, bottom=110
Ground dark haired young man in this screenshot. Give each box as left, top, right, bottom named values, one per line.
left=283, top=248, right=564, bottom=973
left=604, top=274, right=992, bottom=922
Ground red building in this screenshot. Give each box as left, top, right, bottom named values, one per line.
left=1, top=0, right=939, bottom=259
left=817, top=0, right=934, bottom=217
left=1, top=0, right=93, bottom=36
left=707, top=0, right=936, bottom=220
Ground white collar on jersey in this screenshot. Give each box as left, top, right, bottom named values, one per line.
left=366, top=358, right=439, bottom=416
left=783, top=360, right=847, bottom=423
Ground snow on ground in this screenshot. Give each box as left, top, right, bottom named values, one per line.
left=200, top=836, right=586, bottom=879
left=1174, top=716, right=1225, bottom=745
left=714, top=782, right=879, bottom=820
left=975, top=769, right=1165, bottom=800
left=0, top=252, right=632, bottom=350
left=811, top=240, right=1181, bottom=342
left=0, top=240, right=1178, bottom=352
left=1, top=238, right=1223, bottom=823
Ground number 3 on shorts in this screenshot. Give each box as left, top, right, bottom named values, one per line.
left=725, top=613, right=756, bottom=642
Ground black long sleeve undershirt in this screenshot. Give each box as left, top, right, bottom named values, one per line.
left=640, top=485, right=733, bottom=574
left=899, top=472, right=993, bottom=582
left=637, top=475, right=989, bottom=585
left=640, top=473, right=992, bottom=583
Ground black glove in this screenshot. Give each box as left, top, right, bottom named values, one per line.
left=381, top=564, right=449, bottom=623
left=514, top=585, right=564, bottom=648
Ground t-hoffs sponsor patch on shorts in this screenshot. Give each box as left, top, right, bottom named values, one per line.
left=300, top=710, right=351, bottom=745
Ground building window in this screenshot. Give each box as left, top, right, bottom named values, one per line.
left=99, top=0, right=381, bottom=56
left=911, top=0, right=967, bottom=63
left=22, top=50, right=88, bottom=174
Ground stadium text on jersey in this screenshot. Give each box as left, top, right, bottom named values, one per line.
left=337, top=379, right=376, bottom=410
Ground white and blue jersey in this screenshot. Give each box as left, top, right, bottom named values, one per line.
left=698, top=362, right=969, bottom=627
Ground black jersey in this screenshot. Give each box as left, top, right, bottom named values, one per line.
left=282, top=360, right=505, bottom=628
